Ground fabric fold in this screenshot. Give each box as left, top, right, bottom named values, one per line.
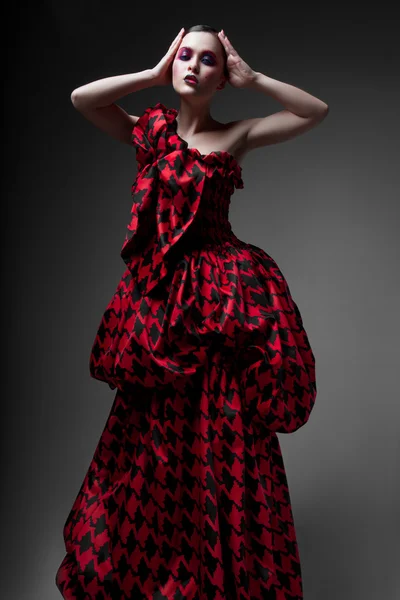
left=120, top=102, right=243, bottom=297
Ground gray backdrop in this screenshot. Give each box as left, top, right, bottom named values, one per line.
left=3, top=2, right=399, bottom=599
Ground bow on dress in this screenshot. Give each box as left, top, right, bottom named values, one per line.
left=119, top=103, right=244, bottom=297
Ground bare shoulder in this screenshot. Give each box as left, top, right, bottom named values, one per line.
left=129, top=114, right=140, bottom=128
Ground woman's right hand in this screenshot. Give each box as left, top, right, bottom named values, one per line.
left=150, top=28, right=186, bottom=87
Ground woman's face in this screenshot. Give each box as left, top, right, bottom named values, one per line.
left=172, top=31, right=226, bottom=98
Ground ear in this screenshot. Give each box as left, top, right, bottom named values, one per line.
left=217, top=76, right=227, bottom=90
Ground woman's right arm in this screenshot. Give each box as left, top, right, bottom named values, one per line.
left=71, top=69, right=158, bottom=145
left=71, top=29, right=186, bottom=145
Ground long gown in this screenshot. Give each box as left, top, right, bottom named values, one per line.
left=55, top=101, right=317, bottom=600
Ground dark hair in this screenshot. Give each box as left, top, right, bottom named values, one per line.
left=184, top=24, right=228, bottom=79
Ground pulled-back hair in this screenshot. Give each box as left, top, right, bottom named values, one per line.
left=183, top=24, right=228, bottom=79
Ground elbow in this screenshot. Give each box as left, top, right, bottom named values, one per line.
left=317, top=103, right=329, bottom=120
left=321, top=103, right=329, bottom=117
left=309, top=104, right=329, bottom=123
left=70, top=89, right=91, bottom=110
left=70, top=89, right=81, bottom=108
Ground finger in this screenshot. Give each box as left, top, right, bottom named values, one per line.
left=168, top=34, right=183, bottom=54
left=222, top=35, right=234, bottom=53
left=222, top=30, right=233, bottom=49
left=172, top=35, right=183, bottom=52
left=218, top=31, right=228, bottom=48
left=169, top=28, right=184, bottom=47
left=169, top=40, right=182, bottom=60
left=217, top=32, right=226, bottom=48
left=173, top=29, right=185, bottom=47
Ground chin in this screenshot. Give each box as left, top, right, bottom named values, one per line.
left=175, top=86, right=199, bottom=96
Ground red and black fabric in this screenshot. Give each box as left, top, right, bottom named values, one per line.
left=56, top=102, right=317, bottom=599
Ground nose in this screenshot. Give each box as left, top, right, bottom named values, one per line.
left=188, top=62, right=199, bottom=74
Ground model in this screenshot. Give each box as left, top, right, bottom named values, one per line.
left=56, top=23, right=326, bottom=599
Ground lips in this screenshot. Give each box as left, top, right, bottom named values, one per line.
left=184, top=75, right=198, bottom=83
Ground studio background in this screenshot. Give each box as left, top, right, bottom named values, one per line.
left=2, top=2, right=399, bottom=599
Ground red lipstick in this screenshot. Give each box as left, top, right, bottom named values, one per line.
left=184, top=74, right=198, bottom=84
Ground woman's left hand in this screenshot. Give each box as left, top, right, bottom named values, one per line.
left=218, top=30, right=257, bottom=88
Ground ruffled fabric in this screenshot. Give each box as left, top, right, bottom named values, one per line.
left=89, top=103, right=317, bottom=432
left=131, top=102, right=244, bottom=189
left=120, top=102, right=243, bottom=297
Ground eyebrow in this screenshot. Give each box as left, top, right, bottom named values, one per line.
left=179, top=46, right=217, bottom=59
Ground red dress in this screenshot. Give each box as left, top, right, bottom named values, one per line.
left=56, top=102, right=317, bottom=599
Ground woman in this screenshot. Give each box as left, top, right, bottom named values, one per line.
left=56, top=24, right=327, bottom=600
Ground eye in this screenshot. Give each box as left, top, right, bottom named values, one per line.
left=203, top=56, right=215, bottom=65
left=179, top=52, right=215, bottom=66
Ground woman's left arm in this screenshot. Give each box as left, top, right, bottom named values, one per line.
left=218, top=30, right=329, bottom=150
